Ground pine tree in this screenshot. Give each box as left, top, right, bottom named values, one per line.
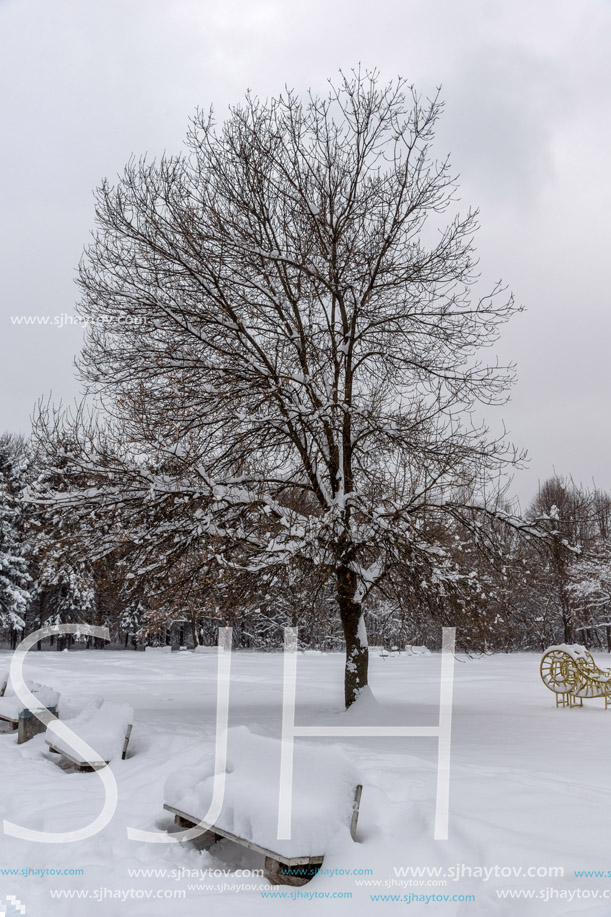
left=0, top=434, right=32, bottom=634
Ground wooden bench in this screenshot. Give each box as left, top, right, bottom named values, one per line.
left=46, top=700, right=134, bottom=771
left=164, top=784, right=362, bottom=886
left=163, top=726, right=362, bottom=884
left=0, top=680, right=40, bottom=729
left=47, top=725, right=132, bottom=771
left=0, top=683, right=59, bottom=743
left=0, top=709, right=18, bottom=730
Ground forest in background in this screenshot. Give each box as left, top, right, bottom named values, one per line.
left=2, top=430, right=610, bottom=655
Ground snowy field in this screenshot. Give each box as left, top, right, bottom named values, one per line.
left=1, top=647, right=611, bottom=916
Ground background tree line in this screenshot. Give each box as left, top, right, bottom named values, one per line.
left=2, top=429, right=610, bottom=655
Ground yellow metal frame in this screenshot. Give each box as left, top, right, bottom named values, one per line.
left=540, top=645, right=611, bottom=709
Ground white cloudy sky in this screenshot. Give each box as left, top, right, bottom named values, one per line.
left=1, top=0, right=610, bottom=505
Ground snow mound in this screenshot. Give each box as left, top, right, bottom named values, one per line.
left=68, top=695, right=105, bottom=721
left=164, top=725, right=361, bottom=857
left=339, top=685, right=382, bottom=725
left=3, top=679, right=44, bottom=698
left=47, top=701, right=134, bottom=763
left=28, top=686, right=60, bottom=710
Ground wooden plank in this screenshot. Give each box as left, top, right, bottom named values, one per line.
left=47, top=744, right=107, bottom=770
left=122, top=724, right=133, bottom=760
left=264, top=855, right=322, bottom=886
left=163, top=804, right=324, bottom=867
left=350, top=784, right=363, bottom=840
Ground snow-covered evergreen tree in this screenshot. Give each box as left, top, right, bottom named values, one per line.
left=33, top=537, right=98, bottom=632
left=119, top=600, right=146, bottom=647
left=568, top=544, right=611, bottom=628
left=0, top=434, right=32, bottom=634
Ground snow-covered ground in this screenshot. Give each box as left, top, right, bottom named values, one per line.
left=1, top=647, right=611, bottom=916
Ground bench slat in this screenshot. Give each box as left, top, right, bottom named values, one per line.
left=47, top=745, right=108, bottom=770
left=163, top=803, right=325, bottom=866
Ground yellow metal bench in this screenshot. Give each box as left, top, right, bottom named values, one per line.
left=540, top=644, right=611, bottom=708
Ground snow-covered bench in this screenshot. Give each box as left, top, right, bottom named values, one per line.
left=540, top=644, right=611, bottom=707
left=0, top=682, right=60, bottom=743
left=163, top=726, right=362, bottom=886
left=46, top=699, right=134, bottom=771
left=406, top=644, right=431, bottom=656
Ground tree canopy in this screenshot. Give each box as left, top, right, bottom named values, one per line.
left=32, top=71, right=527, bottom=705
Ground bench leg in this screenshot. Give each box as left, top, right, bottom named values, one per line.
left=199, top=832, right=221, bottom=849
left=18, top=715, right=50, bottom=744
left=264, top=856, right=323, bottom=887
left=173, top=815, right=220, bottom=848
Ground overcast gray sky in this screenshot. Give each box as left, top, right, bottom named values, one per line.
left=1, top=0, right=609, bottom=506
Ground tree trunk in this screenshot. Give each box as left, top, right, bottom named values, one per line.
left=336, top=566, right=368, bottom=708
left=560, top=585, right=572, bottom=643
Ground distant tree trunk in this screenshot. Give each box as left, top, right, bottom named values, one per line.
left=560, top=578, right=573, bottom=643
left=336, top=566, right=368, bottom=708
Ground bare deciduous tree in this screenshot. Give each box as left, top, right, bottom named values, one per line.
left=527, top=476, right=594, bottom=643
left=33, top=70, right=525, bottom=706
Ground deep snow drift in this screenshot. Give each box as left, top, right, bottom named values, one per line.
left=1, top=647, right=611, bottom=916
